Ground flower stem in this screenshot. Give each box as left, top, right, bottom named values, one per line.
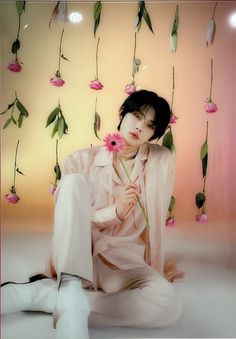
left=118, top=155, right=149, bottom=227
left=13, top=140, right=20, bottom=189
left=212, top=2, right=218, bottom=19
left=171, top=65, right=175, bottom=112
left=132, top=32, right=137, bottom=83
left=58, top=28, right=64, bottom=73
left=56, top=139, right=59, bottom=164
left=209, top=59, right=213, bottom=99
left=95, top=37, right=100, bottom=80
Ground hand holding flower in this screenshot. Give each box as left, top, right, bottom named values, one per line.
left=115, top=183, right=140, bottom=221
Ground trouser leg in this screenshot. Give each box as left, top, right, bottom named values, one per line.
left=50, top=173, right=94, bottom=283
left=86, top=259, right=182, bottom=328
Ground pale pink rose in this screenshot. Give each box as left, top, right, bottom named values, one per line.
left=89, top=80, right=104, bottom=90
left=50, top=184, right=57, bottom=195
left=205, top=100, right=217, bottom=113
left=170, top=114, right=178, bottom=124
left=5, top=193, right=20, bottom=204
left=7, top=59, right=22, bottom=73
left=166, top=217, right=177, bottom=227
left=196, top=213, right=209, bottom=224
left=124, top=84, right=136, bottom=95
left=50, top=76, right=65, bottom=87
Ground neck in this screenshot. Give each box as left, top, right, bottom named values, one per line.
left=118, top=144, right=139, bottom=161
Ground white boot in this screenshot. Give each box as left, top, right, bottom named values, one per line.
left=54, top=279, right=91, bottom=339
left=1, top=277, right=57, bottom=314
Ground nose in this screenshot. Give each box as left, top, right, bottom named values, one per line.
left=136, top=127, right=141, bottom=132
left=135, top=120, right=144, bottom=132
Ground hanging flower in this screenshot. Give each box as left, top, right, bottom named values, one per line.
left=7, top=59, right=22, bottom=73
left=46, top=101, right=68, bottom=139
left=5, top=140, right=25, bottom=204
left=124, top=83, right=136, bottom=95
left=49, top=1, right=68, bottom=27
left=50, top=183, right=58, bottom=195
left=205, top=59, right=217, bottom=113
left=50, top=29, right=69, bottom=87
left=89, top=80, right=103, bottom=90
left=103, top=133, right=149, bottom=228
left=8, top=1, right=25, bottom=72
left=1, top=91, right=29, bottom=130
left=170, top=114, right=178, bottom=124
left=196, top=213, right=209, bottom=224
left=135, top=1, right=154, bottom=33
left=166, top=217, right=177, bottom=227
left=90, top=37, right=104, bottom=90
left=205, top=2, right=217, bottom=46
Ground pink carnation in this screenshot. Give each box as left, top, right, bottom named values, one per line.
left=124, top=84, right=136, bottom=95
left=205, top=100, right=217, bottom=113
left=5, top=193, right=20, bottom=204
left=50, top=76, right=65, bottom=87
left=196, top=213, right=209, bottom=224
left=7, top=59, right=22, bottom=73
left=89, top=80, right=104, bottom=90
left=166, top=217, right=177, bottom=227
left=170, top=114, right=178, bottom=124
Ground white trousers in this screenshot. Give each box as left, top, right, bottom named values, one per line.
left=48, top=173, right=182, bottom=328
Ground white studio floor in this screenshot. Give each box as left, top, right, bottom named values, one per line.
left=1, top=223, right=236, bottom=339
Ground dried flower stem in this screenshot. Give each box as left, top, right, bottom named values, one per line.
left=202, top=121, right=209, bottom=195
left=58, top=29, right=64, bottom=73
left=212, top=2, right=218, bottom=19
left=13, top=140, right=20, bottom=189
left=209, top=59, right=213, bottom=99
left=171, top=66, right=175, bottom=112
left=132, top=32, right=137, bottom=84
left=95, top=37, right=100, bottom=80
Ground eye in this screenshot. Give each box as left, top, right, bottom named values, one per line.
left=133, top=111, right=142, bottom=119
left=148, top=124, right=155, bottom=130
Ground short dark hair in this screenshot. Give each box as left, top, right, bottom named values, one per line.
left=117, top=90, right=171, bottom=141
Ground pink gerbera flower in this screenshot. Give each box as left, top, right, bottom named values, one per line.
left=103, top=133, right=125, bottom=153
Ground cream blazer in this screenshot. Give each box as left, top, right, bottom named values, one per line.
left=63, top=142, right=175, bottom=275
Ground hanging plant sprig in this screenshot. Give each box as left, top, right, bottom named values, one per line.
left=162, top=66, right=176, bottom=153
left=196, top=121, right=209, bottom=223
left=205, top=2, right=217, bottom=46
left=50, top=139, right=62, bottom=194
left=93, top=1, right=102, bottom=37
left=5, top=140, right=25, bottom=204
left=170, top=5, right=179, bottom=53
left=7, top=1, right=26, bottom=73
left=93, top=97, right=101, bottom=140
left=50, top=28, right=69, bottom=87
left=1, top=91, right=29, bottom=129
left=205, top=59, right=217, bottom=113
left=166, top=196, right=177, bottom=227
left=49, top=1, right=68, bottom=28
left=89, top=37, right=104, bottom=90
left=124, top=33, right=141, bottom=95
left=136, top=1, right=154, bottom=34
left=46, top=101, right=68, bottom=138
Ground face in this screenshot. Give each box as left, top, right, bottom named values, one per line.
left=119, top=105, right=156, bottom=146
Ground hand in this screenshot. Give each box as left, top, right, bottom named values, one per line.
left=115, top=183, right=140, bottom=221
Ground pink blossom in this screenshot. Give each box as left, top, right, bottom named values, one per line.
left=196, top=213, right=209, bottom=224
left=166, top=217, right=177, bottom=227
left=205, top=100, right=217, bottom=113
left=103, top=133, right=125, bottom=153
left=124, top=84, right=136, bottom=95
left=5, top=193, right=20, bottom=204
left=7, top=59, right=22, bottom=73
left=89, top=80, right=104, bottom=90
left=50, top=76, right=65, bottom=87
left=50, top=184, right=57, bottom=195
left=170, top=114, right=178, bottom=124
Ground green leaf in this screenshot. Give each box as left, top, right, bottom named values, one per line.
left=3, top=118, right=12, bottom=129
left=200, top=142, right=208, bottom=160
left=58, top=116, right=65, bottom=139
left=54, top=163, right=61, bottom=181
left=51, top=117, right=59, bottom=138
left=49, top=1, right=59, bottom=28
left=143, top=6, right=154, bottom=33
left=136, top=10, right=143, bottom=31
left=195, top=192, right=206, bottom=209
left=202, top=154, right=208, bottom=178
left=61, top=54, right=70, bottom=62
left=16, top=1, right=25, bottom=16
left=11, top=116, right=17, bottom=125
left=171, top=6, right=179, bottom=36
left=18, top=113, right=24, bottom=128
left=11, top=39, right=20, bottom=54
left=0, top=101, right=15, bottom=115
left=168, top=196, right=175, bottom=212
left=16, top=167, right=25, bottom=176
left=170, top=32, right=178, bottom=53
left=162, top=130, right=173, bottom=151
left=94, top=111, right=101, bottom=140
left=94, top=1, right=102, bottom=36
left=16, top=100, right=29, bottom=117
left=64, top=119, right=68, bottom=134
left=46, top=107, right=60, bottom=127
